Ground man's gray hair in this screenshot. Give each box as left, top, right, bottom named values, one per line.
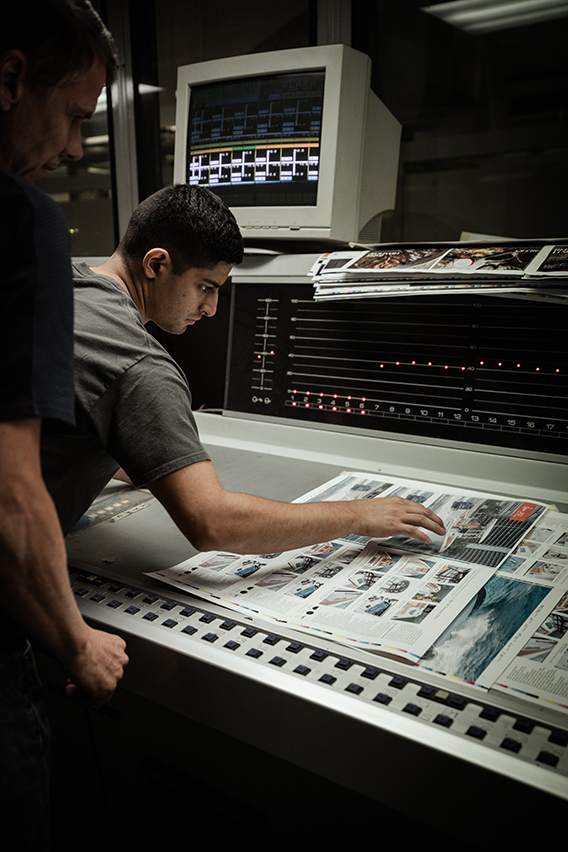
left=2, top=1, right=117, bottom=91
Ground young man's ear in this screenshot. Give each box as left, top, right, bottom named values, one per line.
left=0, top=50, right=27, bottom=112
left=142, top=249, right=173, bottom=279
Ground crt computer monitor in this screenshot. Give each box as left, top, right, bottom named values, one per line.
left=173, top=44, right=402, bottom=243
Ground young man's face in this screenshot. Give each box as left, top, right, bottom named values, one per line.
left=149, top=262, right=233, bottom=336
left=0, top=56, right=106, bottom=182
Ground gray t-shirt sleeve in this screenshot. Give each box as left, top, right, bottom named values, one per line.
left=89, top=351, right=211, bottom=488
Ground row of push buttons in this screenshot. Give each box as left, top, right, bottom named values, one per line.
left=217, top=634, right=568, bottom=770
left=73, top=571, right=568, bottom=774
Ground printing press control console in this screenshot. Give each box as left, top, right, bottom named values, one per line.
left=51, top=421, right=567, bottom=847
left=69, top=565, right=568, bottom=781
left=42, top=253, right=568, bottom=849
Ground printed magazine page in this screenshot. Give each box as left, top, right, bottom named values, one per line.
left=418, top=512, right=568, bottom=709
left=312, top=280, right=534, bottom=300
left=482, top=586, right=568, bottom=707
left=479, top=511, right=568, bottom=707
left=147, top=472, right=548, bottom=663
left=147, top=541, right=497, bottom=660
left=418, top=574, right=558, bottom=691
left=309, top=244, right=567, bottom=301
left=345, top=247, right=449, bottom=274
left=525, top=245, right=568, bottom=277
left=308, top=250, right=364, bottom=279
left=429, top=245, right=542, bottom=275
left=295, top=542, right=496, bottom=658
left=498, top=510, right=568, bottom=586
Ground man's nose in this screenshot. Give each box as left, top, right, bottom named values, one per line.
left=201, top=290, right=219, bottom=317
left=63, top=124, right=84, bottom=162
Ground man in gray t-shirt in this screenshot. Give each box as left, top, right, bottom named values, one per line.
left=42, top=184, right=445, bottom=549
left=42, top=261, right=211, bottom=535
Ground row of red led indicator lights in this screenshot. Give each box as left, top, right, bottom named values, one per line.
left=361, top=361, right=561, bottom=372
left=478, top=361, right=561, bottom=372
left=257, top=352, right=561, bottom=373
left=290, top=392, right=368, bottom=413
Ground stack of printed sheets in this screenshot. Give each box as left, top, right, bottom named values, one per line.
left=148, top=471, right=568, bottom=714
left=310, top=244, right=568, bottom=301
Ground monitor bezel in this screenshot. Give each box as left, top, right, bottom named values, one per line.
left=174, top=45, right=372, bottom=239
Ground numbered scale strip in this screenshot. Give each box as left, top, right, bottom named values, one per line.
left=285, top=384, right=565, bottom=439
left=251, top=296, right=279, bottom=395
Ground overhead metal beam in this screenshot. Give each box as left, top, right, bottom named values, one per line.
left=317, top=0, right=352, bottom=45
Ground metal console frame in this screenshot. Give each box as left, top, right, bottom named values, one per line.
left=40, top=411, right=568, bottom=847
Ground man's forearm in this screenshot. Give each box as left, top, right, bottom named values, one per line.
left=0, top=478, right=128, bottom=706
left=169, top=486, right=359, bottom=554
left=0, top=419, right=128, bottom=706
left=149, top=461, right=446, bottom=555
left=0, top=474, right=92, bottom=659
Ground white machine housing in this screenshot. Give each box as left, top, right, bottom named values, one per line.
left=173, top=44, right=401, bottom=242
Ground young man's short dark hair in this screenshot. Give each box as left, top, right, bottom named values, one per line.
left=2, top=0, right=117, bottom=91
left=118, top=184, right=244, bottom=273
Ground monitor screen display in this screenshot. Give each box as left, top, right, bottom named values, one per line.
left=186, top=70, right=325, bottom=208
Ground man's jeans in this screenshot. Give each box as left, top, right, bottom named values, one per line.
left=0, top=640, right=51, bottom=851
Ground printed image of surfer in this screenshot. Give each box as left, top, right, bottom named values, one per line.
left=420, top=576, right=551, bottom=683
left=255, top=571, right=295, bottom=590
left=357, top=595, right=395, bottom=617
left=412, top=581, right=453, bottom=603
left=391, top=599, right=435, bottom=624
left=287, top=579, right=323, bottom=599
left=318, top=588, right=363, bottom=608
left=234, top=559, right=267, bottom=578
left=348, top=569, right=382, bottom=591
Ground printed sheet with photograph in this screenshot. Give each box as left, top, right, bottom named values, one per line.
left=425, top=508, right=568, bottom=706
left=310, top=243, right=568, bottom=301
left=147, top=473, right=568, bottom=710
